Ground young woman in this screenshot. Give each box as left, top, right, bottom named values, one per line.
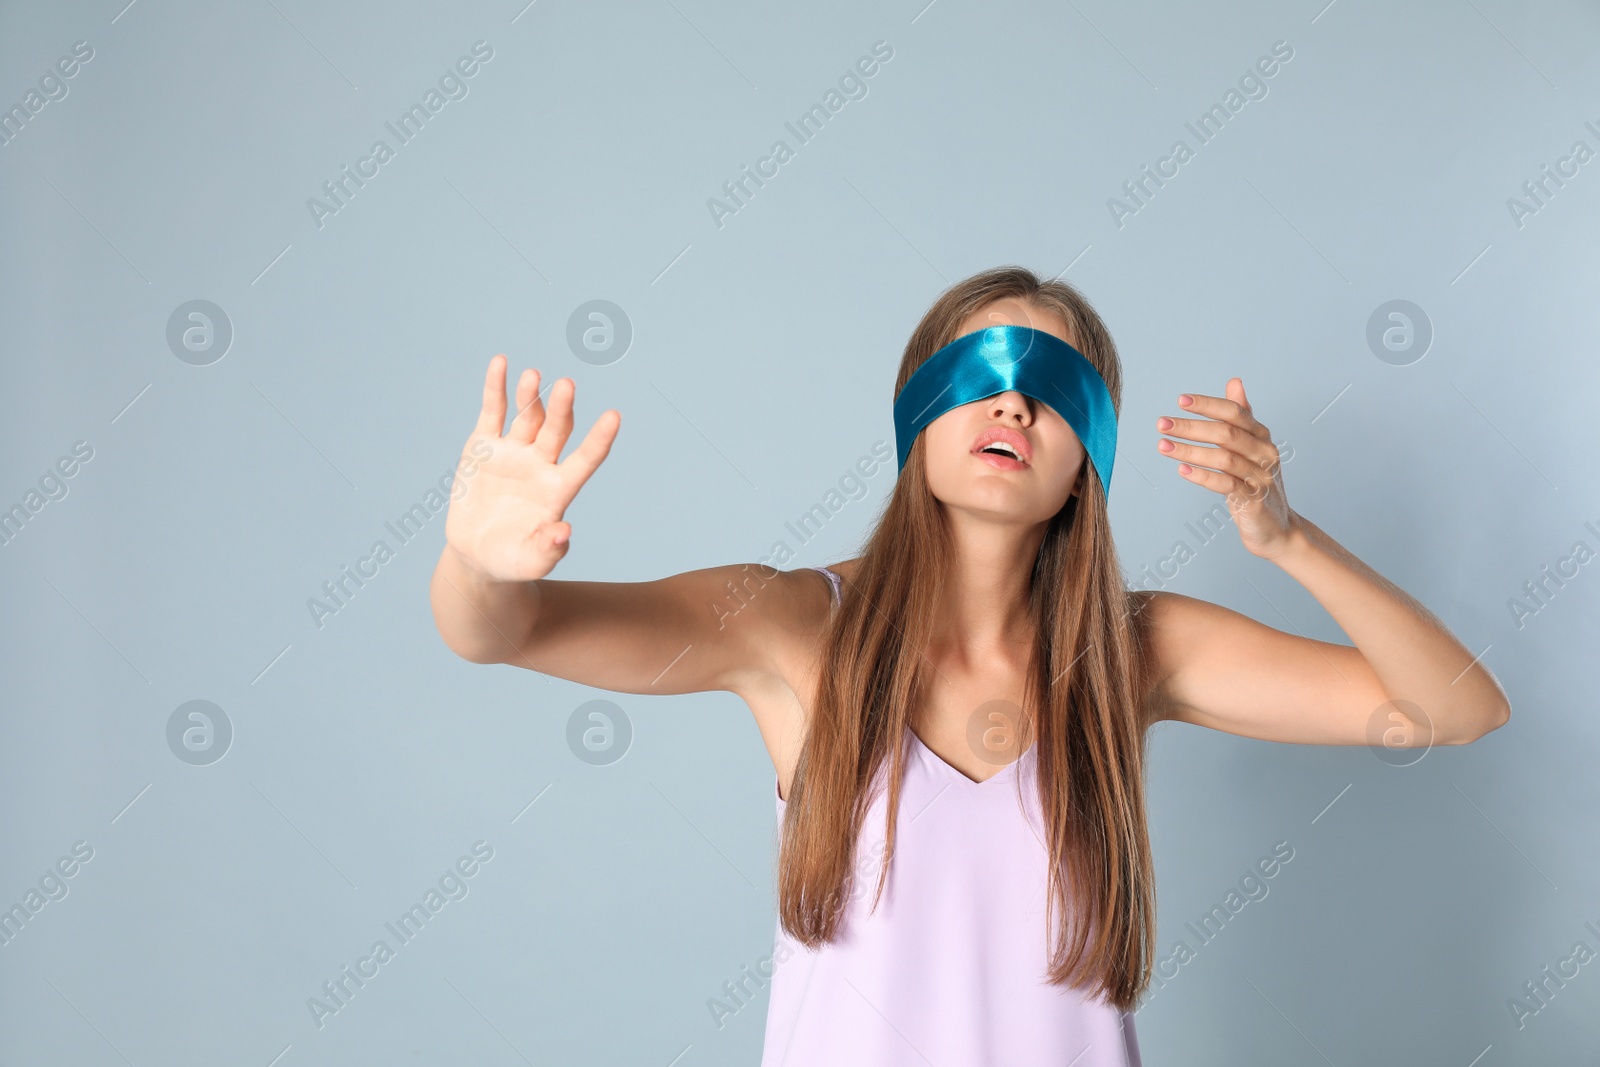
left=429, top=266, right=1508, bottom=1066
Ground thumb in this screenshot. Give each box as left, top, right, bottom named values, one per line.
left=1228, top=377, right=1249, bottom=411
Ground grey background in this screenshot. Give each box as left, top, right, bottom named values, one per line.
left=1, top=0, right=1596, bottom=1063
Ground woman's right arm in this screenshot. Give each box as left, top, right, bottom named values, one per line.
left=433, top=549, right=806, bottom=694
left=429, top=356, right=811, bottom=696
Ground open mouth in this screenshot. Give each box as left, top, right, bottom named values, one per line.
left=977, top=442, right=1024, bottom=461
left=970, top=428, right=1031, bottom=467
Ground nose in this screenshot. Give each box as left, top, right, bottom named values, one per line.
left=986, top=391, right=1034, bottom=424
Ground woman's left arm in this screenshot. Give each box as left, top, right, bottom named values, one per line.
left=1144, top=378, right=1510, bottom=747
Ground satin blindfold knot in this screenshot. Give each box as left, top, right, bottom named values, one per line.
left=892, top=325, right=1117, bottom=497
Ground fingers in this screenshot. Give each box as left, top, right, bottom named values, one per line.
left=476, top=361, right=592, bottom=468
left=1228, top=377, right=1251, bottom=413
left=559, top=408, right=622, bottom=486
left=533, top=410, right=618, bottom=558
left=1172, top=459, right=1247, bottom=497
left=1163, top=380, right=1290, bottom=511
left=1173, top=382, right=1270, bottom=439
left=1159, top=379, right=1276, bottom=469
left=1158, top=436, right=1279, bottom=500
left=507, top=367, right=546, bottom=444
left=474, top=354, right=509, bottom=437
left=533, top=377, right=576, bottom=463
left=1159, top=437, right=1262, bottom=479
left=1158, top=416, right=1278, bottom=468
left=507, top=520, right=571, bottom=580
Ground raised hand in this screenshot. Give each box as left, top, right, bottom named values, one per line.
left=1155, top=377, right=1296, bottom=560
left=444, top=354, right=620, bottom=582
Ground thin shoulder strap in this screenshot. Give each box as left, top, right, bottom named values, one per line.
left=811, top=565, right=842, bottom=609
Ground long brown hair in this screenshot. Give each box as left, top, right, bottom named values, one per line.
left=776, top=265, right=1158, bottom=1010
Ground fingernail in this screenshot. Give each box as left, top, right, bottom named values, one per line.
left=1178, top=394, right=1193, bottom=406
left=1157, top=417, right=1173, bottom=430
left=1158, top=439, right=1174, bottom=452
left=1178, top=463, right=1193, bottom=475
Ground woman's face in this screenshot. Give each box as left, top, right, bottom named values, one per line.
left=920, top=298, right=1087, bottom=524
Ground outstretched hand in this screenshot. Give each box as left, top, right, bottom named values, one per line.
left=1155, top=377, right=1296, bottom=560
left=444, top=354, right=621, bottom=582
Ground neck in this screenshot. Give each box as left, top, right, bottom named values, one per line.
left=927, top=506, right=1046, bottom=666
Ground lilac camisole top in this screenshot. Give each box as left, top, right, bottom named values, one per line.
left=759, top=566, right=1142, bottom=1067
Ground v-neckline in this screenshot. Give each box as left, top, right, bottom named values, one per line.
left=907, top=726, right=1033, bottom=787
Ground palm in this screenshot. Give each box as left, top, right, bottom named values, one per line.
left=449, top=447, right=574, bottom=578
left=444, top=356, right=620, bottom=583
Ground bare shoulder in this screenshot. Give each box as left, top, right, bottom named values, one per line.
left=1136, top=587, right=1287, bottom=667
left=712, top=561, right=840, bottom=703
left=716, top=563, right=838, bottom=662
left=1133, top=588, right=1213, bottom=643
left=722, top=560, right=852, bottom=798
left=829, top=558, right=862, bottom=584
left=1128, top=589, right=1223, bottom=729
left=751, top=556, right=854, bottom=704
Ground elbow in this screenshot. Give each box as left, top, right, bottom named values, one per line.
left=446, top=641, right=504, bottom=666
left=1443, top=666, right=1512, bottom=744
left=430, top=608, right=507, bottom=666
left=1445, top=698, right=1511, bottom=745
left=1482, top=697, right=1512, bottom=737
left=435, top=624, right=509, bottom=665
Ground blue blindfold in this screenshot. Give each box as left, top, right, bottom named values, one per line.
left=892, top=325, right=1117, bottom=497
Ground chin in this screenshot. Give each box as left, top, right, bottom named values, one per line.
left=937, top=481, right=1067, bottom=521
